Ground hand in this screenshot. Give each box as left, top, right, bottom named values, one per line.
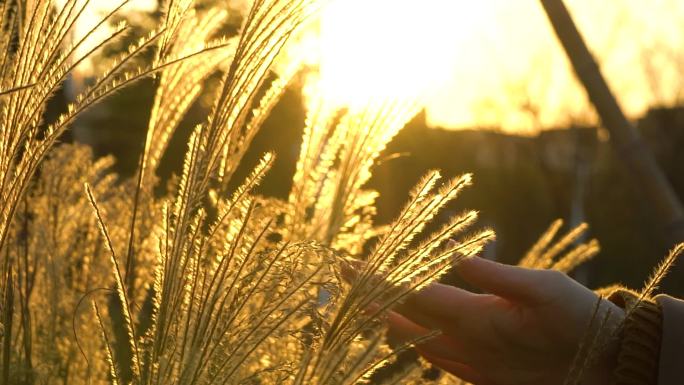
left=387, top=256, right=624, bottom=385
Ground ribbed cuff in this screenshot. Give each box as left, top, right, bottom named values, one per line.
left=608, top=289, right=662, bottom=385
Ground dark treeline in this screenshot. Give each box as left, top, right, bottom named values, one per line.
left=77, top=81, right=684, bottom=295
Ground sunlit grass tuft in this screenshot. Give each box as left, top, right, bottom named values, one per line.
left=2, top=1, right=673, bottom=385
left=0, top=0, right=491, bottom=384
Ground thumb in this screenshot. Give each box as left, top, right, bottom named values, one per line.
left=456, top=256, right=552, bottom=304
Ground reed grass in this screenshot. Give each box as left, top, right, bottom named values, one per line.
left=0, top=0, right=492, bottom=383
left=0, top=1, right=676, bottom=384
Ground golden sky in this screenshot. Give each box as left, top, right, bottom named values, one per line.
left=69, top=0, right=684, bottom=135
left=315, top=0, right=684, bottom=134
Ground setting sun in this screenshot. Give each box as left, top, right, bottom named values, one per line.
left=312, top=0, right=684, bottom=133
left=67, top=0, right=684, bottom=133
left=312, top=0, right=460, bottom=107
left=4, top=0, right=684, bottom=383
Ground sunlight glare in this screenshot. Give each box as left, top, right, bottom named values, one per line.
left=315, top=0, right=462, bottom=108
left=312, top=0, right=684, bottom=134
left=57, top=0, right=158, bottom=76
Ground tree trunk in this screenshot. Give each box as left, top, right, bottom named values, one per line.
left=539, top=0, right=684, bottom=242
left=539, top=0, right=684, bottom=289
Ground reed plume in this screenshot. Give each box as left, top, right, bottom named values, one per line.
left=0, top=1, right=628, bottom=385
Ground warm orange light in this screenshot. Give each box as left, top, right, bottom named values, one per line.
left=56, top=0, right=157, bottom=75
left=312, top=0, right=460, bottom=108
left=310, top=0, right=684, bottom=134
left=66, top=0, right=684, bottom=133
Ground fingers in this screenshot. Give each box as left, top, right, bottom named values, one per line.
left=420, top=351, right=491, bottom=385
left=405, top=283, right=479, bottom=313
left=456, top=256, right=551, bottom=304
left=388, top=312, right=493, bottom=384
left=397, top=283, right=485, bottom=332
left=386, top=310, right=467, bottom=364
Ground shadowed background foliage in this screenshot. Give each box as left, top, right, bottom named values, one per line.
left=72, top=80, right=684, bottom=295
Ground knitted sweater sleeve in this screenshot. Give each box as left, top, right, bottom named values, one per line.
left=608, top=289, right=662, bottom=385
left=653, top=295, right=684, bottom=385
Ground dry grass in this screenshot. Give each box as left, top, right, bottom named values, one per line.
left=0, top=1, right=492, bottom=383
left=1, top=1, right=678, bottom=384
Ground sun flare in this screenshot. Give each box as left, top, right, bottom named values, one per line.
left=310, top=0, right=684, bottom=133
left=68, top=1, right=684, bottom=133
left=312, top=0, right=462, bottom=108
